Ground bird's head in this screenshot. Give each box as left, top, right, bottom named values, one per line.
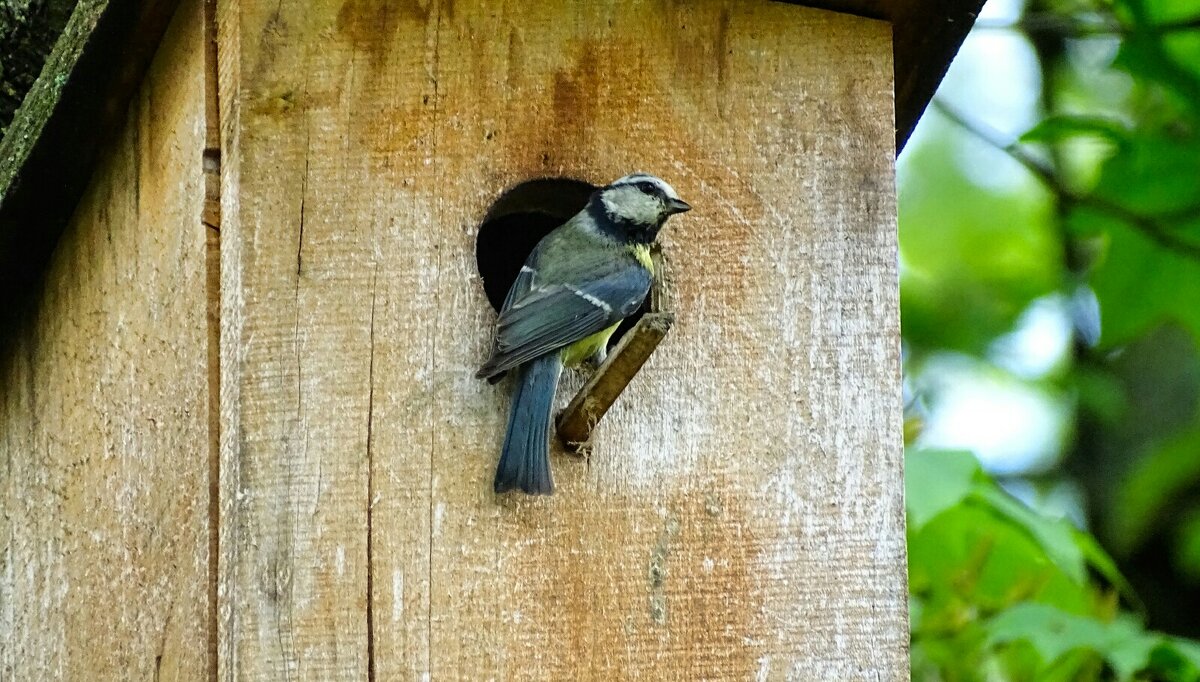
left=590, top=173, right=691, bottom=243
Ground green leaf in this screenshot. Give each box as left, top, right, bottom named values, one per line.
left=1073, top=135, right=1200, bottom=350
left=909, top=501, right=1094, bottom=617
left=899, top=123, right=1061, bottom=356
left=1173, top=510, right=1200, bottom=583
left=987, top=604, right=1159, bottom=680
left=1087, top=135, right=1200, bottom=217
left=904, top=448, right=1200, bottom=680
left=1148, top=637, right=1200, bottom=680
left=971, top=485, right=1088, bottom=584
left=1113, top=0, right=1200, bottom=115
left=1074, top=532, right=1144, bottom=613
left=1073, top=134, right=1200, bottom=350
left=907, top=449, right=1137, bottom=599
left=905, top=449, right=981, bottom=529
left=1110, top=422, right=1200, bottom=555
left=1072, top=207, right=1200, bottom=348
left=1021, top=115, right=1130, bottom=147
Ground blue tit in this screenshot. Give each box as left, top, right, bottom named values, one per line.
left=477, top=173, right=691, bottom=495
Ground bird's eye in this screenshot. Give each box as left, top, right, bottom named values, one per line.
left=637, top=181, right=658, bottom=195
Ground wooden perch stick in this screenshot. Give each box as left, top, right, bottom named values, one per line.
left=557, top=311, right=674, bottom=451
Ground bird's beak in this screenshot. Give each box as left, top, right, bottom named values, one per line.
left=666, top=198, right=692, bottom=214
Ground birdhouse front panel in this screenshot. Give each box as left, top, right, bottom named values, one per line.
left=214, top=0, right=906, bottom=679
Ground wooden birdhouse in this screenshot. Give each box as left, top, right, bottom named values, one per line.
left=0, top=0, right=979, bottom=678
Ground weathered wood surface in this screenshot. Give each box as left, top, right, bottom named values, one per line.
left=0, top=0, right=211, bottom=678
left=218, top=0, right=905, bottom=679
left=801, top=0, right=986, bottom=146
left=0, top=0, right=977, bottom=302
left=0, top=0, right=181, bottom=290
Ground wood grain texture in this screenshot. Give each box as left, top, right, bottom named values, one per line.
left=0, top=0, right=182, bottom=290
left=0, top=0, right=211, bottom=678
left=203, top=0, right=221, bottom=674
left=216, top=0, right=419, bottom=676
left=0, top=0, right=977, bottom=298
left=218, top=0, right=905, bottom=679
left=798, top=0, right=984, bottom=148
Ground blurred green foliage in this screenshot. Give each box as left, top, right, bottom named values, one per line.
left=901, top=0, right=1200, bottom=677
left=908, top=449, right=1200, bottom=679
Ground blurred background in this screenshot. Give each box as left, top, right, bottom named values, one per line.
left=901, top=0, right=1200, bottom=677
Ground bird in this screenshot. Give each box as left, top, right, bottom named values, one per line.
left=477, top=173, right=691, bottom=495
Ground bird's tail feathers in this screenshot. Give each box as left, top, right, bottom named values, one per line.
left=494, top=354, right=562, bottom=495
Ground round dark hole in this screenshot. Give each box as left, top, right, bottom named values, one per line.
left=475, top=177, right=650, bottom=352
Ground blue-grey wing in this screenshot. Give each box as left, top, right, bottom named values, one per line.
left=501, top=250, right=539, bottom=314
left=476, top=266, right=651, bottom=379
left=480, top=247, right=539, bottom=384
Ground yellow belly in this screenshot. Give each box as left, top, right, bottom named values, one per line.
left=628, top=243, right=654, bottom=273
left=560, top=245, right=652, bottom=367
left=561, top=321, right=621, bottom=367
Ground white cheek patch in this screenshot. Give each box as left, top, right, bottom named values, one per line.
left=601, top=186, right=641, bottom=217
left=600, top=191, right=622, bottom=217
left=630, top=197, right=660, bottom=224
left=602, top=186, right=661, bottom=224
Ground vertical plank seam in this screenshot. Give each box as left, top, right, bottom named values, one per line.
left=366, top=264, right=378, bottom=682
left=276, top=64, right=314, bottom=679
left=201, top=0, right=222, bottom=676
left=296, top=154, right=308, bottom=276
left=125, top=48, right=144, bottom=675
left=426, top=2, right=443, bottom=676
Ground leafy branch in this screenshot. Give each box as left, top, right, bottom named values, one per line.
left=931, top=98, right=1200, bottom=260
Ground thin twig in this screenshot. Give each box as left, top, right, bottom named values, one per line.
left=556, top=312, right=674, bottom=451
left=974, top=14, right=1200, bottom=36
left=931, top=98, right=1200, bottom=260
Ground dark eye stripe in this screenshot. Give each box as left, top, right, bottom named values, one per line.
left=636, top=181, right=658, bottom=195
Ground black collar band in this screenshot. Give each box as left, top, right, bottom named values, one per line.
left=586, top=198, right=662, bottom=245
